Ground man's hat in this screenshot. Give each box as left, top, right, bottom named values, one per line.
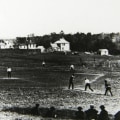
left=90, top=104, right=94, bottom=108
left=100, top=105, right=105, bottom=109
left=105, top=78, right=111, bottom=81
left=77, top=106, right=83, bottom=110
left=50, top=106, right=55, bottom=111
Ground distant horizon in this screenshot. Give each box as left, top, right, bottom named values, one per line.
left=0, top=31, right=120, bottom=39
left=0, top=0, right=120, bottom=39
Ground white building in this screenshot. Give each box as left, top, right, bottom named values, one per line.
left=0, top=39, right=14, bottom=49
left=19, top=43, right=46, bottom=53
left=51, top=38, right=70, bottom=52
left=4, top=40, right=14, bottom=49
left=0, top=42, right=6, bottom=49
left=98, top=49, right=109, bottom=56
left=19, top=44, right=27, bottom=49
left=36, top=46, right=45, bottom=53
left=19, top=43, right=37, bottom=49
left=50, top=43, right=60, bottom=51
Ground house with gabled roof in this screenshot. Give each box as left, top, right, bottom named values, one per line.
left=0, top=39, right=14, bottom=49
left=51, top=38, right=70, bottom=52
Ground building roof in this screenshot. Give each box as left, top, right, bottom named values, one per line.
left=50, top=43, right=59, bottom=48
left=54, top=38, right=69, bottom=44
left=99, top=49, right=108, bottom=51
left=0, top=42, right=5, bottom=46
left=37, top=46, right=45, bottom=49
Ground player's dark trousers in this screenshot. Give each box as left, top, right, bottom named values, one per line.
left=85, top=83, right=93, bottom=91
left=8, top=72, right=11, bottom=78
left=69, top=82, right=74, bottom=89
left=105, top=87, right=113, bottom=96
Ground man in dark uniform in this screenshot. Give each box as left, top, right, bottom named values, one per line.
left=68, top=74, right=75, bottom=90
left=85, top=105, right=98, bottom=120
left=104, top=80, right=113, bottom=96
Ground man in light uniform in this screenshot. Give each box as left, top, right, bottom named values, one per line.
left=85, top=78, right=93, bottom=91
left=70, top=64, right=74, bottom=71
left=42, top=61, right=46, bottom=67
left=7, top=67, right=12, bottom=78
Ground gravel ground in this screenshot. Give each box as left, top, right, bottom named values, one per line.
left=0, top=69, right=120, bottom=119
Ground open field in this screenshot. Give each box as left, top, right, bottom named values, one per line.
left=0, top=50, right=120, bottom=119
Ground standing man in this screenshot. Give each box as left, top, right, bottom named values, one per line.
left=85, top=78, right=93, bottom=91
left=104, top=80, right=113, bottom=96
left=70, top=64, right=74, bottom=71
left=7, top=67, right=12, bottom=78
left=42, top=61, right=46, bottom=67
left=68, top=74, right=75, bottom=90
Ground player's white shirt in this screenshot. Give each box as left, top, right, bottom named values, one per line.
left=85, top=79, right=90, bottom=84
left=42, top=61, right=45, bottom=65
left=7, top=68, right=12, bottom=72
left=70, top=65, right=74, bottom=69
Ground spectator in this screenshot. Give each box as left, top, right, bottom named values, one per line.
left=46, top=106, right=57, bottom=118
left=85, top=105, right=98, bottom=120
left=75, top=106, right=85, bottom=120
left=98, top=105, right=109, bottom=120
left=114, top=111, right=120, bottom=120
left=31, top=104, right=40, bottom=116
left=68, top=74, right=75, bottom=90
left=84, top=78, right=93, bottom=91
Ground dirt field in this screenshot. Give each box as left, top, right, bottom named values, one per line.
left=0, top=50, right=120, bottom=119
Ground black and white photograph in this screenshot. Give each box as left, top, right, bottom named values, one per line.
left=0, top=0, right=120, bottom=119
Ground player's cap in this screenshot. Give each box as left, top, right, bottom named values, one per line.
left=105, top=78, right=110, bottom=81
left=50, top=106, right=55, bottom=111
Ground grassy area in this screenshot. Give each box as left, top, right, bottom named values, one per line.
left=0, top=50, right=120, bottom=119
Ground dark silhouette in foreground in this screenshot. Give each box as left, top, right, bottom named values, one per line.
left=98, top=105, right=109, bottom=120
left=45, top=106, right=57, bottom=118
left=75, top=106, right=85, bottom=120
left=85, top=105, right=98, bottom=120
left=31, top=104, right=40, bottom=116
left=114, top=111, right=120, bottom=120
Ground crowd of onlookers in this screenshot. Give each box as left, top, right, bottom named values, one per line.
left=29, top=104, right=120, bottom=120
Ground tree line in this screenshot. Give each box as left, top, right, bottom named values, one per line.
left=16, top=32, right=120, bottom=54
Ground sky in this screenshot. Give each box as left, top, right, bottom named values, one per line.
left=0, top=0, right=120, bottom=38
